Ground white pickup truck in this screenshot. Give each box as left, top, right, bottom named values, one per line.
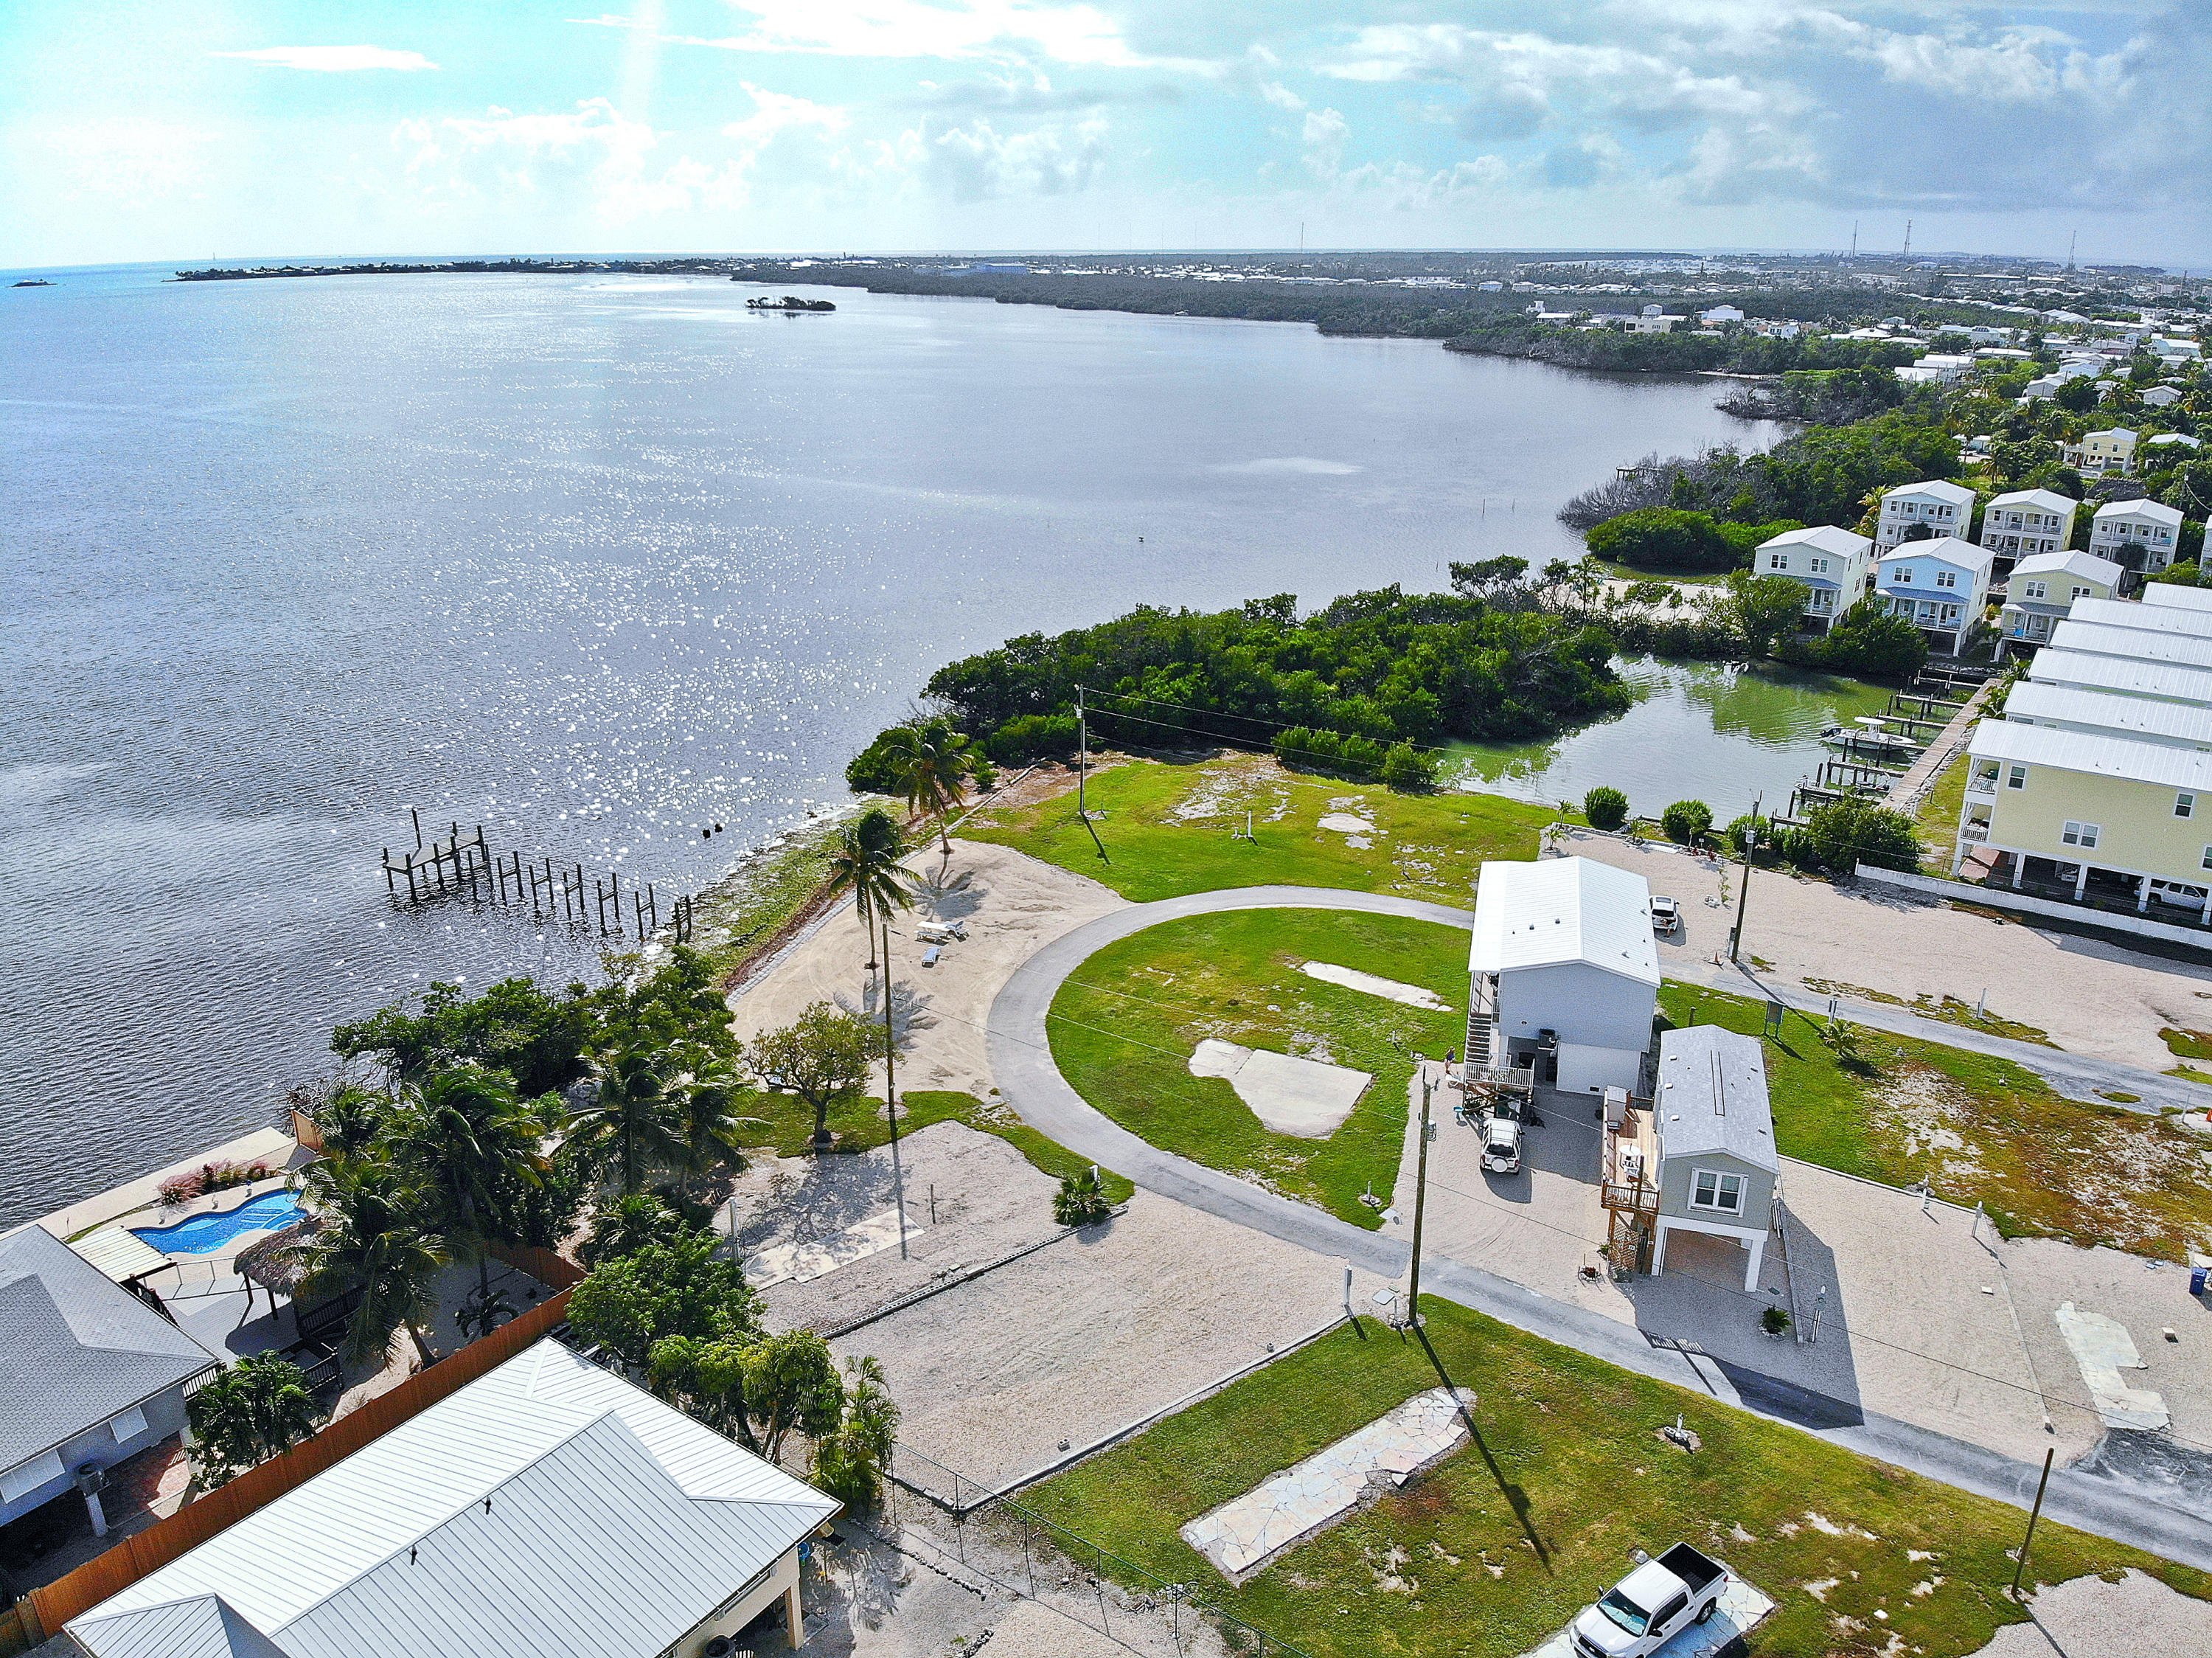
left=1568, top=1543, right=1726, bottom=1658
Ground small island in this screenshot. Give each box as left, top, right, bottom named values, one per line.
left=13, top=278, right=53, bottom=288
left=742, top=291, right=835, bottom=313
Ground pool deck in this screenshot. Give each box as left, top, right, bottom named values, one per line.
left=18, top=1127, right=309, bottom=1245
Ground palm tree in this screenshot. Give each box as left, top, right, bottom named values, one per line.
left=879, top=717, right=979, bottom=863
left=395, top=1064, right=543, bottom=1303
left=825, top=807, right=916, bottom=1004
left=669, top=1048, right=762, bottom=1200
left=292, top=1156, right=448, bottom=1372
left=567, top=1047, right=688, bottom=1196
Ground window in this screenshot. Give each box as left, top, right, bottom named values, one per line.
left=1935, top=569, right=1957, bottom=589
left=2061, top=820, right=2101, bottom=849
left=2007, top=764, right=2028, bottom=789
left=1941, top=605, right=1961, bottom=623
left=2200, top=846, right=2212, bottom=873
left=0, top=1449, right=64, bottom=1505
left=2022, top=580, right=2045, bottom=599
left=2180, top=793, right=2197, bottom=820
left=2070, top=585, right=2091, bottom=600
left=1896, top=566, right=1914, bottom=583
left=1767, top=553, right=1786, bottom=571
left=1810, top=557, right=1828, bottom=574
left=1691, top=1169, right=1745, bottom=1215
left=109, top=1404, right=148, bottom=1444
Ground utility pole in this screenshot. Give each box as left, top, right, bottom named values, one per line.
left=1405, top=1063, right=1433, bottom=1329
left=1850, top=221, right=1858, bottom=260
left=1728, top=794, right=1761, bottom=965
left=1903, top=219, right=1913, bottom=260
left=880, top=912, right=909, bottom=1260
left=1075, top=684, right=1108, bottom=863
left=2008, top=1448, right=2056, bottom=1600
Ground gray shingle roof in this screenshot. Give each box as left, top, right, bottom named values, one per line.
left=1655, top=1025, right=1778, bottom=1171
left=0, top=1225, right=220, bottom=1471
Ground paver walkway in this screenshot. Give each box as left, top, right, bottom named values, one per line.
left=986, top=885, right=2212, bottom=1572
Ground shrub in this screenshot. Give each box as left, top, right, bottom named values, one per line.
left=1804, top=796, right=1921, bottom=873
left=1778, top=600, right=1928, bottom=680
left=1275, top=727, right=1388, bottom=782
left=984, top=712, right=1079, bottom=766
left=844, top=728, right=906, bottom=794
left=1585, top=507, right=1735, bottom=572
left=1583, top=785, right=1630, bottom=830
left=159, top=1171, right=205, bottom=1207
left=1660, top=799, right=1714, bottom=845
left=1379, top=742, right=1438, bottom=792
left=1722, top=812, right=1770, bottom=856
left=1761, top=1305, right=1792, bottom=1336
left=1054, top=1168, right=1116, bottom=1228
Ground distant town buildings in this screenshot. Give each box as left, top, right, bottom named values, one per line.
left=2063, top=426, right=2138, bottom=476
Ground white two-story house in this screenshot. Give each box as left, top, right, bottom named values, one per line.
left=1874, top=479, right=1977, bottom=555
left=2089, top=499, right=2186, bottom=572
left=1978, top=489, right=2079, bottom=582
left=1875, top=535, right=1994, bottom=657
left=1754, top=524, right=1874, bottom=632
left=1997, top=550, right=2124, bottom=654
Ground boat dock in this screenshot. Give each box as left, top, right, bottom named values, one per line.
left=380, top=809, right=695, bottom=943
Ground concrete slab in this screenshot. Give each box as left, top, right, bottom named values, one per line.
left=1189, top=1039, right=1372, bottom=1137
left=1180, top=1387, right=1475, bottom=1580
left=745, top=1207, right=906, bottom=1288
left=1518, top=1571, right=1774, bottom=1658
left=2056, top=1302, right=2171, bottom=1431
left=1299, top=960, right=1450, bottom=1010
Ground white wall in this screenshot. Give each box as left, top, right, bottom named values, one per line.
left=1494, top=961, right=1656, bottom=1081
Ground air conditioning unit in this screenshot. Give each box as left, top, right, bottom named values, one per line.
left=703, top=1637, right=735, bottom=1658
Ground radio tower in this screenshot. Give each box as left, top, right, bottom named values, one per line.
left=1902, top=219, right=1912, bottom=260
left=2066, top=230, right=2078, bottom=272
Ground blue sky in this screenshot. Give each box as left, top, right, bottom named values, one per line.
left=4, top=1, right=2208, bottom=267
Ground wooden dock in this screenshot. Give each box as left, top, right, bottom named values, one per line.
left=380, top=809, right=695, bottom=943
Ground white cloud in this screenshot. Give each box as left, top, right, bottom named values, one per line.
left=1301, top=107, right=1347, bottom=181
left=578, top=1, right=1216, bottom=72
left=897, top=112, right=1110, bottom=200
left=213, top=46, right=438, bottom=72
left=1258, top=80, right=1306, bottom=112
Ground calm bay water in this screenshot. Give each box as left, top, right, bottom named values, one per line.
left=1, top=265, right=1782, bottom=1226
left=1450, top=658, right=1895, bottom=822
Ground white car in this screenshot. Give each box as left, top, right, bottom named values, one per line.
left=1479, top=1114, right=1523, bottom=1175
left=1570, top=1544, right=1727, bottom=1658
left=1649, top=895, right=1683, bottom=934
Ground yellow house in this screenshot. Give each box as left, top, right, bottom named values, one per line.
left=1957, top=719, right=2212, bottom=919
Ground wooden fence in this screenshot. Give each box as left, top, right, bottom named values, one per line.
left=18, top=1288, right=573, bottom=1645
left=487, top=1239, right=586, bottom=1289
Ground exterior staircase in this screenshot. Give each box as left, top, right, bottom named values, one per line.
left=1463, top=972, right=1498, bottom=1079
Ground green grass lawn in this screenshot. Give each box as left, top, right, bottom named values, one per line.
left=1024, top=1297, right=2208, bottom=1658
left=961, top=752, right=1556, bottom=905
left=728, top=1087, right=1134, bottom=1204
left=1665, top=984, right=2212, bottom=1261
left=1911, top=751, right=1970, bottom=872
left=1048, top=910, right=1468, bottom=1228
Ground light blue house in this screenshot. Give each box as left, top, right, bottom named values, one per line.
left=1874, top=534, right=1995, bottom=657
left=0, top=1226, right=220, bottom=1538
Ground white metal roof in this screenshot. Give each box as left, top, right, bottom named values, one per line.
left=1653, top=1025, right=1776, bottom=1170
left=1877, top=535, right=1994, bottom=575
left=1984, top=488, right=2078, bottom=515
left=2006, top=551, right=2123, bottom=588
left=2143, top=583, right=2212, bottom=616
left=2063, top=596, right=2212, bottom=639
left=2049, top=620, right=2212, bottom=670
left=1882, top=479, right=1975, bottom=507
left=2026, top=648, right=2212, bottom=706
left=2003, top=681, right=2212, bottom=749
left=2091, top=498, right=2185, bottom=528
left=1757, top=525, right=1869, bottom=558
left=1469, top=857, right=1660, bottom=985
left=1969, top=718, right=2212, bottom=791
left=70, top=1339, right=838, bottom=1658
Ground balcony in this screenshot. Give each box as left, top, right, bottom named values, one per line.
left=1966, top=775, right=1997, bottom=797
left=1958, top=822, right=1991, bottom=844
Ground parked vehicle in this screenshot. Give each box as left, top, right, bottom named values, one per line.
left=914, top=920, right=968, bottom=943
left=1479, top=1112, right=1523, bottom=1175
left=1649, top=895, right=1682, bottom=934
left=1570, top=1544, right=1726, bottom=1658
left=2146, top=878, right=2210, bottom=912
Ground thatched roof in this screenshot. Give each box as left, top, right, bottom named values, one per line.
left=234, top=1216, right=324, bottom=1297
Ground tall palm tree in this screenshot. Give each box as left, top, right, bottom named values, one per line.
left=671, top=1048, right=762, bottom=1199
left=879, top=717, right=978, bottom=863
left=824, top=807, right=916, bottom=1005
left=567, top=1047, right=688, bottom=1196
left=292, top=1155, right=448, bottom=1372
left=396, top=1064, right=543, bottom=1302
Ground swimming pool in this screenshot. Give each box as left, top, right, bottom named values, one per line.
left=131, top=1190, right=305, bottom=1255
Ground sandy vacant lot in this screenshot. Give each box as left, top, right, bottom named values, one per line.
left=832, top=1190, right=1382, bottom=1496
left=1969, top=1569, right=2212, bottom=1657
left=728, top=838, right=1126, bottom=1097
left=737, top=1123, right=1070, bottom=1335
left=1562, top=829, right=2212, bottom=1071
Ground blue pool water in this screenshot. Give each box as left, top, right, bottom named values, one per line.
left=131, top=1190, right=305, bottom=1255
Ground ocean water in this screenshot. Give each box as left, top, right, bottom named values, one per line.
left=0, top=265, right=1773, bottom=1226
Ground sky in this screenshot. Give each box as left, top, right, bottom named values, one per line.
left=3, top=1, right=2208, bottom=268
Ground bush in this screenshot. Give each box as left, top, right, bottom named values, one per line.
left=1778, top=600, right=1927, bottom=680
left=1379, top=742, right=1438, bottom=792
left=1722, top=812, right=1770, bottom=856
left=983, top=712, right=1079, bottom=766
left=1804, top=796, right=1921, bottom=873
left=1660, top=799, right=1714, bottom=845
left=844, top=727, right=905, bottom=794
left=1585, top=507, right=1736, bottom=572
left=1583, top=785, right=1630, bottom=830
left=1761, top=1305, right=1792, bottom=1336
left=1274, top=727, right=1388, bottom=781
left=1054, top=1169, right=1116, bottom=1227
